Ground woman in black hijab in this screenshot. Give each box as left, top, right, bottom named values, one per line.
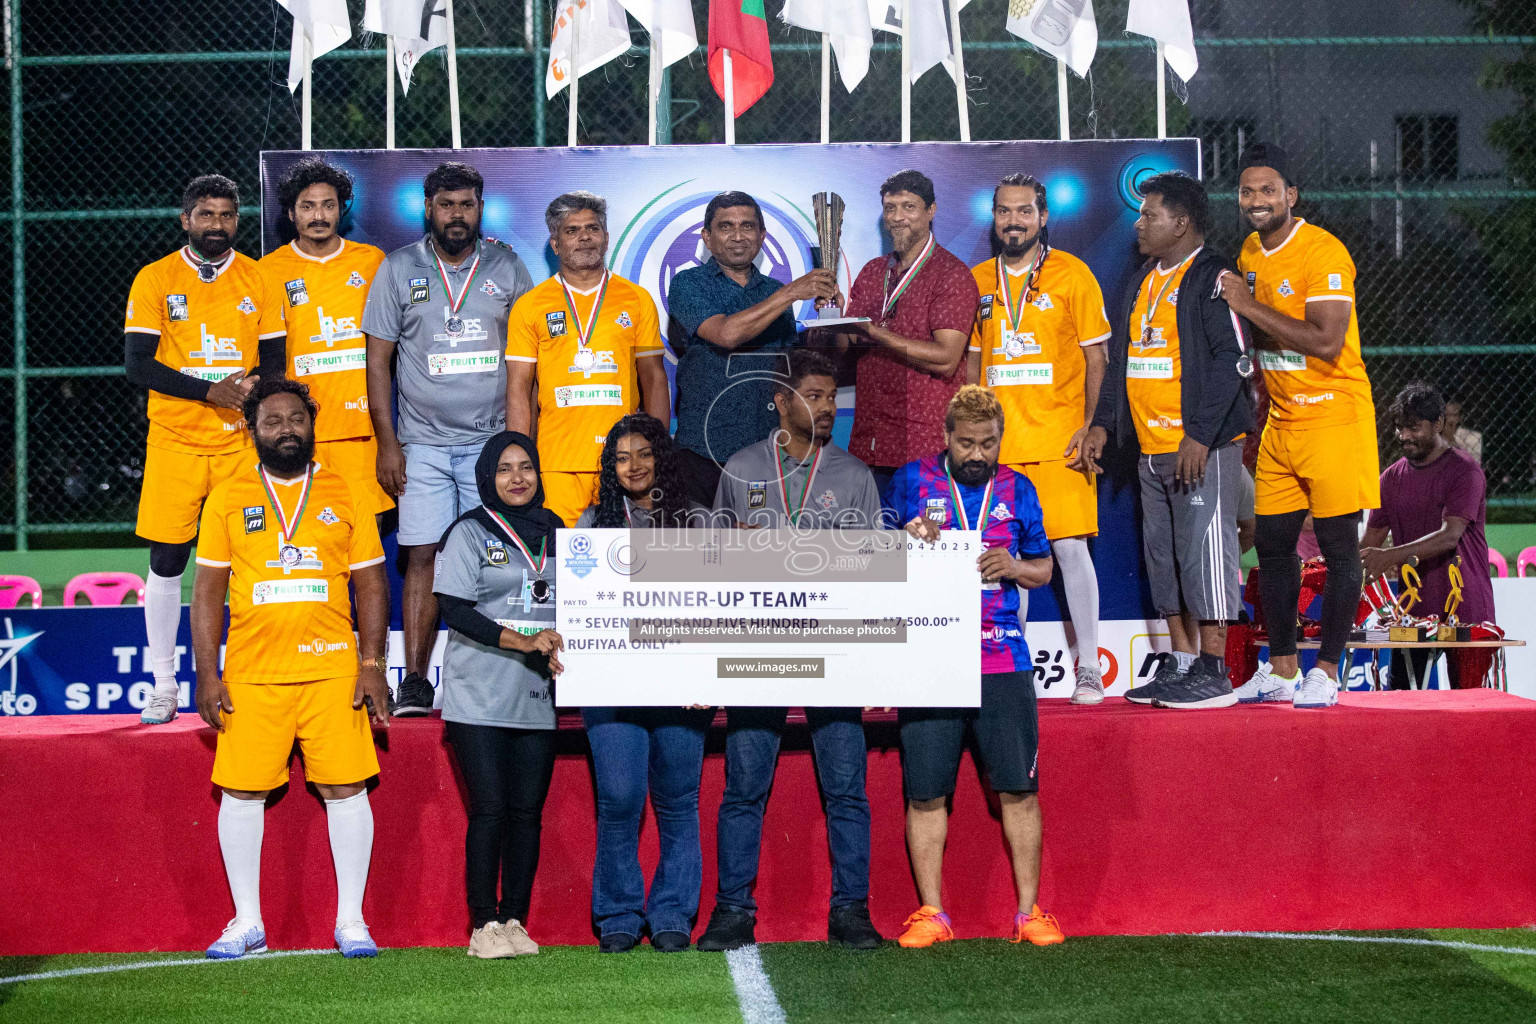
left=434, top=431, right=566, bottom=959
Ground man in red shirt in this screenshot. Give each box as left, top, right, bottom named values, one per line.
left=1362, top=382, right=1496, bottom=688
left=822, top=170, right=980, bottom=495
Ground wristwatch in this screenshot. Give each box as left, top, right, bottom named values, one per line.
left=360, top=656, right=386, bottom=671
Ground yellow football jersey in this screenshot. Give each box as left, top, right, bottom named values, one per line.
left=1126, top=252, right=1198, bottom=455
left=1237, top=219, right=1371, bottom=429
left=196, top=462, right=384, bottom=685
left=259, top=239, right=385, bottom=442
left=504, top=273, right=664, bottom=473
left=970, top=249, right=1112, bottom=464
left=125, top=249, right=285, bottom=454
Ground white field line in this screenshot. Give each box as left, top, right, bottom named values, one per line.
left=1196, top=931, right=1536, bottom=957
left=0, top=947, right=333, bottom=985
left=724, top=944, right=788, bottom=1024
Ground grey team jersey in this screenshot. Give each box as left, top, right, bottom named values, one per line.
left=361, top=235, right=533, bottom=446
left=433, top=516, right=557, bottom=729
left=715, top=438, right=886, bottom=529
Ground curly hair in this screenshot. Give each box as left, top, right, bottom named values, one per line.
left=1140, top=170, right=1211, bottom=235
left=945, top=384, right=1004, bottom=433
left=1390, top=381, right=1446, bottom=427
left=181, top=174, right=239, bottom=216
left=590, top=413, right=694, bottom=528
left=277, top=158, right=354, bottom=215
left=243, top=377, right=318, bottom=435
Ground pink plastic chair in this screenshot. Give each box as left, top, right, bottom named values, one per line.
left=0, top=575, right=42, bottom=608
left=1489, top=549, right=1510, bottom=578
left=1518, top=547, right=1536, bottom=578
left=63, top=571, right=146, bottom=607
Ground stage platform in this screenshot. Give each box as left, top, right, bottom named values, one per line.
left=2, top=691, right=1534, bottom=955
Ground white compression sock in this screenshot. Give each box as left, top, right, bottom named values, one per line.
left=144, top=570, right=184, bottom=695
left=1052, top=537, right=1101, bottom=669
left=218, top=794, right=265, bottom=924
left=325, top=791, right=375, bottom=926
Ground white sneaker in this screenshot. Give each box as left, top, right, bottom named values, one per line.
left=334, top=920, right=378, bottom=958
left=500, top=918, right=540, bottom=956
left=1234, top=664, right=1298, bottom=704
left=468, top=921, right=518, bottom=959
left=1292, top=667, right=1340, bottom=709
left=206, top=917, right=266, bottom=959
left=1070, top=665, right=1105, bottom=705
left=140, top=687, right=179, bottom=725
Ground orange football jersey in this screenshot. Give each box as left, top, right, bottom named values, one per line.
left=1125, top=251, right=1199, bottom=455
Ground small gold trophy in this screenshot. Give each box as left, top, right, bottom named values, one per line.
left=1437, top=558, right=1469, bottom=642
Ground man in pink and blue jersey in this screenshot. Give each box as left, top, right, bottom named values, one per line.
left=883, top=385, right=1065, bottom=949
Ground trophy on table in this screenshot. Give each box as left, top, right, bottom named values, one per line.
left=1437, top=558, right=1471, bottom=642
left=812, top=191, right=845, bottom=320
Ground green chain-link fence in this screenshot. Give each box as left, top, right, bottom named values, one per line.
left=5, top=0, right=1535, bottom=547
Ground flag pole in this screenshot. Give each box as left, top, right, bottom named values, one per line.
left=1056, top=57, right=1069, bottom=140
left=301, top=28, right=313, bottom=151
left=1155, top=40, right=1167, bottom=139
left=385, top=37, right=396, bottom=150
left=723, top=47, right=736, bottom=145
left=568, top=2, right=580, bottom=147
left=648, top=15, right=660, bottom=146
left=947, top=0, right=969, bottom=142
left=446, top=0, right=463, bottom=148
left=900, top=0, right=911, bottom=142
left=820, top=33, right=830, bottom=145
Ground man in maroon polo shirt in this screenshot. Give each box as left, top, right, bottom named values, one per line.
left=825, top=170, right=980, bottom=496
left=1361, top=382, right=1496, bottom=688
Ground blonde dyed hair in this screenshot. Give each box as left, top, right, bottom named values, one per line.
left=944, top=384, right=1005, bottom=433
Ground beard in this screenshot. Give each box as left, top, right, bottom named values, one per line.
left=255, top=432, right=315, bottom=477
left=950, top=457, right=995, bottom=487
left=432, top=220, right=476, bottom=257
left=191, top=228, right=232, bottom=260
left=997, top=225, right=1040, bottom=259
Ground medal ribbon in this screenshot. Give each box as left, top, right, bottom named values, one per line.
left=432, top=241, right=482, bottom=318
left=185, top=245, right=234, bottom=280
left=258, top=463, right=315, bottom=545
left=1139, top=246, right=1201, bottom=341
left=775, top=443, right=825, bottom=526
left=944, top=458, right=995, bottom=532
left=558, top=270, right=611, bottom=352
left=881, top=233, right=936, bottom=319
left=996, top=243, right=1049, bottom=335
left=487, top=510, right=548, bottom=573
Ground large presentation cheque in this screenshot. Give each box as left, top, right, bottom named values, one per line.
left=555, top=528, right=981, bottom=707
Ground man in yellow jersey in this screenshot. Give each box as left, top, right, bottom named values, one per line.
left=968, top=173, right=1112, bottom=704
left=505, top=192, right=671, bottom=525
left=125, top=175, right=286, bottom=726
left=1217, top=144, right=1377, bottom=710
left=1081, top=172, right=1254, bottom=710
left=193, top=378, right=390, bottom=960
left=259, top=159, right=391, bottom=519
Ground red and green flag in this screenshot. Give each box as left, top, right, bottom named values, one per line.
left=708, top=0, right=774, bottom=114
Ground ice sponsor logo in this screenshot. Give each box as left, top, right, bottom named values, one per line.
left=167, top=294, right=189, bottom=321
left=409, top=277, right=430, bottom=304
left=285, top=278, right=310, bottom=306
left=244, top=505, right=267, bottom=534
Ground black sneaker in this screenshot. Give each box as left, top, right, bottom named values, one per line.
left=828, top=900, right=883, bottom=950
left=1155, top=659, right=1238, bottom=709
left=599, top=932, right=639, bottom=953
left=392, top=672, right=435, bottom=717
left=1124, top=653, right=1186, bottom=705
left=697, top=906, right=756, bottom=952
left=650, top=930, right=691, bottom=953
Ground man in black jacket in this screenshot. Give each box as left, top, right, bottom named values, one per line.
left=1080, top=172, right=1254, bottom=709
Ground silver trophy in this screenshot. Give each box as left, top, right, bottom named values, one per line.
left=812, top=191, right=845, bottom=319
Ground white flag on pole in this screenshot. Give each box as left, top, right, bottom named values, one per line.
left=277, top=0, right=352, bottom=93
left=907, top=0, right=971, bottom=84
left=617, top=0, right=698, bottom=68
left=546, top=0, right=634, bottom=98
left=782, top=0, right=874, bottom=92
left=1006, top=0, right=1097, bottom=77
left=868, top=0, right=901, bottom=35
left=1126, top=0, right=1198, bottom=81
left=363, top=0, right=451, bottom=95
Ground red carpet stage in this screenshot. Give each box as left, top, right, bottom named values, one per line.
left=3, top=691, right=1535, bottom=955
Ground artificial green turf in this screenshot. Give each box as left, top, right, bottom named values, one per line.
left=0, top=946, right=741, bottom=1024
left=757, top=931, right=1536, bottom=1024
left=6, top=931, right=1536, bottom=1024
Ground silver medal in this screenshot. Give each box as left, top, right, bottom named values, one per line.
left=197, top=262, right=217, bottom=284
left=279, top=543, right=302, bottom=567
left=573, top=347, right=596, bottom=371
left=1003, top=332, right=1026, bottom=359
left=445, top=315, right=465, bottom=337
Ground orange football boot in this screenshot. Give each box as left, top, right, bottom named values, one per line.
left=1011, top=905, right=1064, bottom=945
left=897, top=906, right=954, bottom=948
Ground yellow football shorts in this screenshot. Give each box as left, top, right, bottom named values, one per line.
left=1254, top=418, right=1381, bottom=518
left=136, top=445, right=252, bottom=545
left=542, top=471, right=600, bottom=527
left=315, top=436, right=395, bottom=516
left=211, top=675, right=380, bottom=792
left=1008, top=459, right=1098, bottom=540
